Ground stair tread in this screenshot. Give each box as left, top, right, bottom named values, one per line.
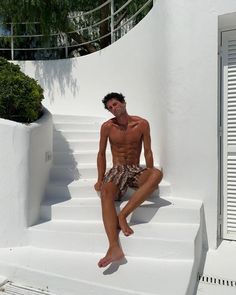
left=54, top=130, right=99, bottom=133
left=54, top=122, right=100, bottom=125
left=48, top=178, right=170, bottom=188
left=53, top=138, right=99, bottom=143
left=52, top=163, right=97, bottom=168
left=51, top=163, right=162, bottom=173
left=0, top=246, right=193, bottom=295
left=53, top=115, right=104, bottom=123
left=30, top=220, right=199, bottom=241
left=53, top=150, right=98, bottom=154
left=49, top=178, right=97, bottom=187
left=42, top=196, right=202, bottom=210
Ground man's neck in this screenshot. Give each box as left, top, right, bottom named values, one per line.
left=116, top=112, right=130, bottom=126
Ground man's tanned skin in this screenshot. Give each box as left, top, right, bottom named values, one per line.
left=94, top=93, right=163, bottom=268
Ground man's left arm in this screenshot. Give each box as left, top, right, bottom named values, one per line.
left=142, top=120, right=154, bottom=169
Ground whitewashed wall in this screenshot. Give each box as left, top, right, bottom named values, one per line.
left=16, top=0, right=236, bottom=249
left=17, top=2, right=164, bottom=168
left=153, top=0, right=236, bottom=249
left=0, top=109, right=52, bottom=247
left=27, top=109, right=53, bottom=226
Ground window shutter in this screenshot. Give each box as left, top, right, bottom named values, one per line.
left=222, top=31, right=236, bottom=239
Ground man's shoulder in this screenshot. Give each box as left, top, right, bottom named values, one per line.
left=101, top=118, right=114, bottom=129
left=130, top=116, right=149, bottom=125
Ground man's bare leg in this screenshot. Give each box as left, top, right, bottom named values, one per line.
left=98, top=182, right=124, bottom=268
left=118, top=168, right=163, bottom=236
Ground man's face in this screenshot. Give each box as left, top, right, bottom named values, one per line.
left=106, top=98, right=126, bottom=117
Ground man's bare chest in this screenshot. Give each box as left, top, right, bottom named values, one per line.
left=108, top=124, right=142, bottom=144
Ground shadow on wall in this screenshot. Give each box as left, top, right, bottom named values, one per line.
left=37, top=126, right=80, bottom=223
left=20, top=59, right=80, bottom=103
left=52, top=125, right=80, bottom=184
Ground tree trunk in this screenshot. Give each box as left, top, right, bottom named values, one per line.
left=99, top=0, right=111, bottom=49
left=69, top=31, right=97, bottom=54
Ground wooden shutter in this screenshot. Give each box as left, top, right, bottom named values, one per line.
left=222, top=30, right=236, bottom=239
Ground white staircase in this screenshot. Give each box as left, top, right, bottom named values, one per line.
left=0, top=115, right=204, bottom=295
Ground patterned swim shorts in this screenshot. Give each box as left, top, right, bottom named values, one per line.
left=103, top=165, right=147, bottom=200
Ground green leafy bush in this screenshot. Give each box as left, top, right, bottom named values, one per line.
left=0, top=57, right=44, bottom=123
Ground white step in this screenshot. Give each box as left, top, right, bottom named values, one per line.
left=45, top=179, right=97, bottom=199
left=50, top=164, right=100, bottom=181
left=53, top=151, right=112, bottom=165
left=54, top=122, right=100, bottom=131
left=45, top=179, right=171, bottom=200
left=53, top=151, right=97, bottom=165
left=49, top=163, right=163, bottom=182
left=53, top=130, right=100, bottom=141
left=53, top=139, right=99, bottom=152
left=53, top=114, right=104, bottom=124
left=40, top=197, right=201, bottom=225
left=0, top=246, right=195, bottom=295
left=29, top=221, right=200, bottom=260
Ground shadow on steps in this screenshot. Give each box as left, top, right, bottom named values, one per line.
left=116, top=197, right=172, bottom=225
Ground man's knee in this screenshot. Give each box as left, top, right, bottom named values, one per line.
left=149, top=168, right=163, bottom=185
left=101, top=183, right=111, bottom=199
left=101, top=182, right=118, bottom=201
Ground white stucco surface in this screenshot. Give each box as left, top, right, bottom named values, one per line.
left=15, top=1, right=236, bottom=249
left=197, top=240, right=236, bottom=295
left=27, top=109, right=53, bottom=226
left=0, top=109, right=52, bottom=247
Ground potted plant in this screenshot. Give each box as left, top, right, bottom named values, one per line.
left=0, top=57, right=44, bottom=123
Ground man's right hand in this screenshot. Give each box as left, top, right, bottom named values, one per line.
left=94, top=181, right=103, bottom=192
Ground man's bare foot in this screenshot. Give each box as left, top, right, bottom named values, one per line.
left=98, top=245, right=124, bottom=268
left=118, top=214, right=134, bottom=236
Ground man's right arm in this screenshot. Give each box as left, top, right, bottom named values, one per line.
left=94, top=122, right=109, bottom=191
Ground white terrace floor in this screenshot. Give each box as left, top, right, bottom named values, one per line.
left=197, top=240, right=236, bottom=294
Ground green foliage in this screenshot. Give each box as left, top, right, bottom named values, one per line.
left=0, top=0, right=108, bottom=58
left=0, top=0, right=153, bottom=59
left=0, top=0, right=98, bottom=34
left=0, top=57, right=44, bottom=123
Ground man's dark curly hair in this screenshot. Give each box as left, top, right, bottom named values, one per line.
left=102, top=92, right=126, bottom=110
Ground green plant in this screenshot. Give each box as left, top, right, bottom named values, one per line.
left=0, top=57, right=44, bottom=123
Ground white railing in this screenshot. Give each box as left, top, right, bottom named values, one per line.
left=0, top=0, right=153, bottom=60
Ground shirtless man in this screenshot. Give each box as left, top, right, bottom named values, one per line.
left=94, top=92, right=163, bottom=268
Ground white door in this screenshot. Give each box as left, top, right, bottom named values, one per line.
left=222, top=30, right=236, bottom=240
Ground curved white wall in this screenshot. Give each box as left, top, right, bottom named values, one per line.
left=0, top=109, right=52, bottom=247
left=16, top=0, right=236, bottom=248
left=17, top=3, right=165, bottom=167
